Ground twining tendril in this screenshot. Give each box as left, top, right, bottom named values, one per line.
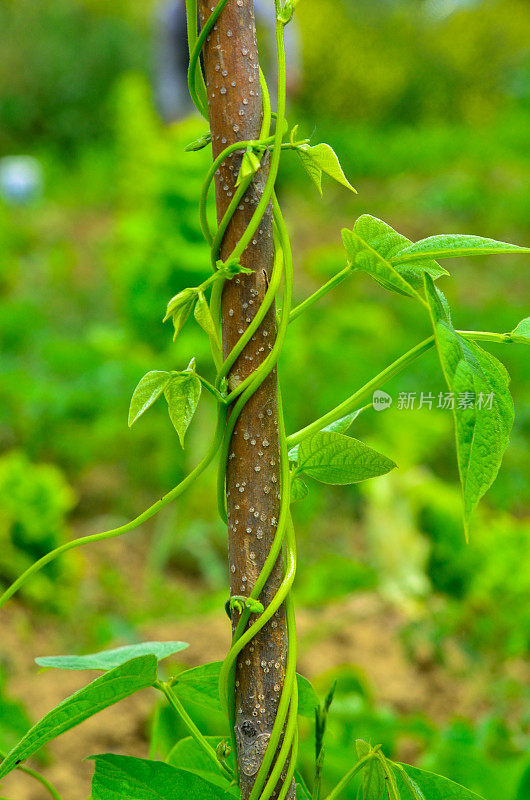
left=184, top=1, right=299, bottom=795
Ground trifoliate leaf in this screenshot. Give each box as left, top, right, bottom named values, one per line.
left=128, top=371, right=171, bottom=427
left=164, top=372, right=202, bottom=447
left=425, top=274, right=514, bottom=537
left=297, top=431, right=396, bottom=485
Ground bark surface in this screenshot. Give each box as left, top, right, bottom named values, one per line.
left=197, top=1, right=292, bottom=797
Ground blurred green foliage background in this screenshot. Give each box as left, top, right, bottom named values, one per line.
left=0, top=1, right=528, bottom=799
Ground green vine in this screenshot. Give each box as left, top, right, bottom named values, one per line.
left=1, top=1, right=529, bottom=799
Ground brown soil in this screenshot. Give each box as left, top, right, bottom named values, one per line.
left=0, top=592, right=495, bottom=800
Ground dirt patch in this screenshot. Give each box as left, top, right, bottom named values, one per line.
left=0, top=594, right=493, bottom=800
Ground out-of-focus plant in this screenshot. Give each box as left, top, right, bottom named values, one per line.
left=297, top=0, right=530, bottom=125
left=0, top=0, right=146, bottom=152
left=0, top=451, right=76, bottom=607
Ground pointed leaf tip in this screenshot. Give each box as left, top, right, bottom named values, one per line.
left=297, top=431, right=396, bottom=485
left=393, top=233, right=530, bottom=263
left=165, top=372, right=202, bottom=447
left=128, top=371, right=171, bottom=428
left=35, top=641, right=189, bottom=671
left=424, top=274, right=514, bottom=536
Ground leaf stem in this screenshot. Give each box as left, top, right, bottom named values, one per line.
left=155, top=681, right=233, bottom=779
left=0, top=406, right=227, bottom=610
left=286, top=336, right=435, bottom=448
left=322, top=751, right=379, bottom=800
left=287, top=263, right=355, bottom=324
left=286, top=329, right=514, bottom=448
left=458, top=330, right=513, bottom=344
left=197, top=374, right=227, bottom=403
left=0, top=753, right=64, bottom=800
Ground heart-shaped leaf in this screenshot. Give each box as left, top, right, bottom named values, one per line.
left=35, top=641, right=189, bottom=672
left=425, top=274, right=514, bottom=536
left=392, top=234, right=530, bottom=264
left=297, top=430, right=396, bottom=485
left=0, top=656, right=157, bottom=779
left=165, top=373, right=202, bottom=447
left=342, top=216, right=448, bottom=299
left=128, top=371, right=171, bottom=427
left=90, top=754, right=232, bottom=800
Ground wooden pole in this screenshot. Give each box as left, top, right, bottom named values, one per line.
left=197, top=1, right=293, bottom=797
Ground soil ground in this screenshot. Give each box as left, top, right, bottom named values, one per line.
left=0, top=591, right=496, bottom=800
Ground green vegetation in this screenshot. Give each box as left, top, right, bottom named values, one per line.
left=0, top=1, right=529, bottom=799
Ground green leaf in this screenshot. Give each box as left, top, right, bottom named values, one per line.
left=394, top=762, right=485, bottom=800
left=392, top=234, right=530, bottom=264
left=128, top=371, right=171, bottom=428
left=194, top=292, right=221, bottom=349
left=297, top=673, right=319, bottom=717
left=288, top=409, right=364, bottom=463
left=297, top=147, right=323, bottom=196
left=510, top=317, right=530, bottom=344
left=290, top=475, right=309, bottom=503
left=90, top=754, right=231, bottom=800
left=342, top=215, right=448, bottom=298
left=163, top=288, right=197, bottom=341
left=35, top=641, right=189, bottom=672
left=164, top=373, right=202, bottom=447
left=167, top=736, right=236, bottom=794
left=184, top=131, right=212, bottom=152
left=0, top=656, right=157, bottom=779
left=172, top=662, right=221, bottom=711
left=355, top=741, right=386, bottom=800
left=425, top=274, right=514, bottom=535
left=298, top=143, right=356, bottom=196
left=296, top=780, right=311, bottom=800
left=364, top=759, right=390, bottom=800
left=236, top=149, right=261, bottom=186
left=297, top=431, right=396, bottom=485
left=173, top=661, right=317, bottom=717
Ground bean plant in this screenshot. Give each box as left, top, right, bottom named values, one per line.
left=1, top=1, right=529, bottom=799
